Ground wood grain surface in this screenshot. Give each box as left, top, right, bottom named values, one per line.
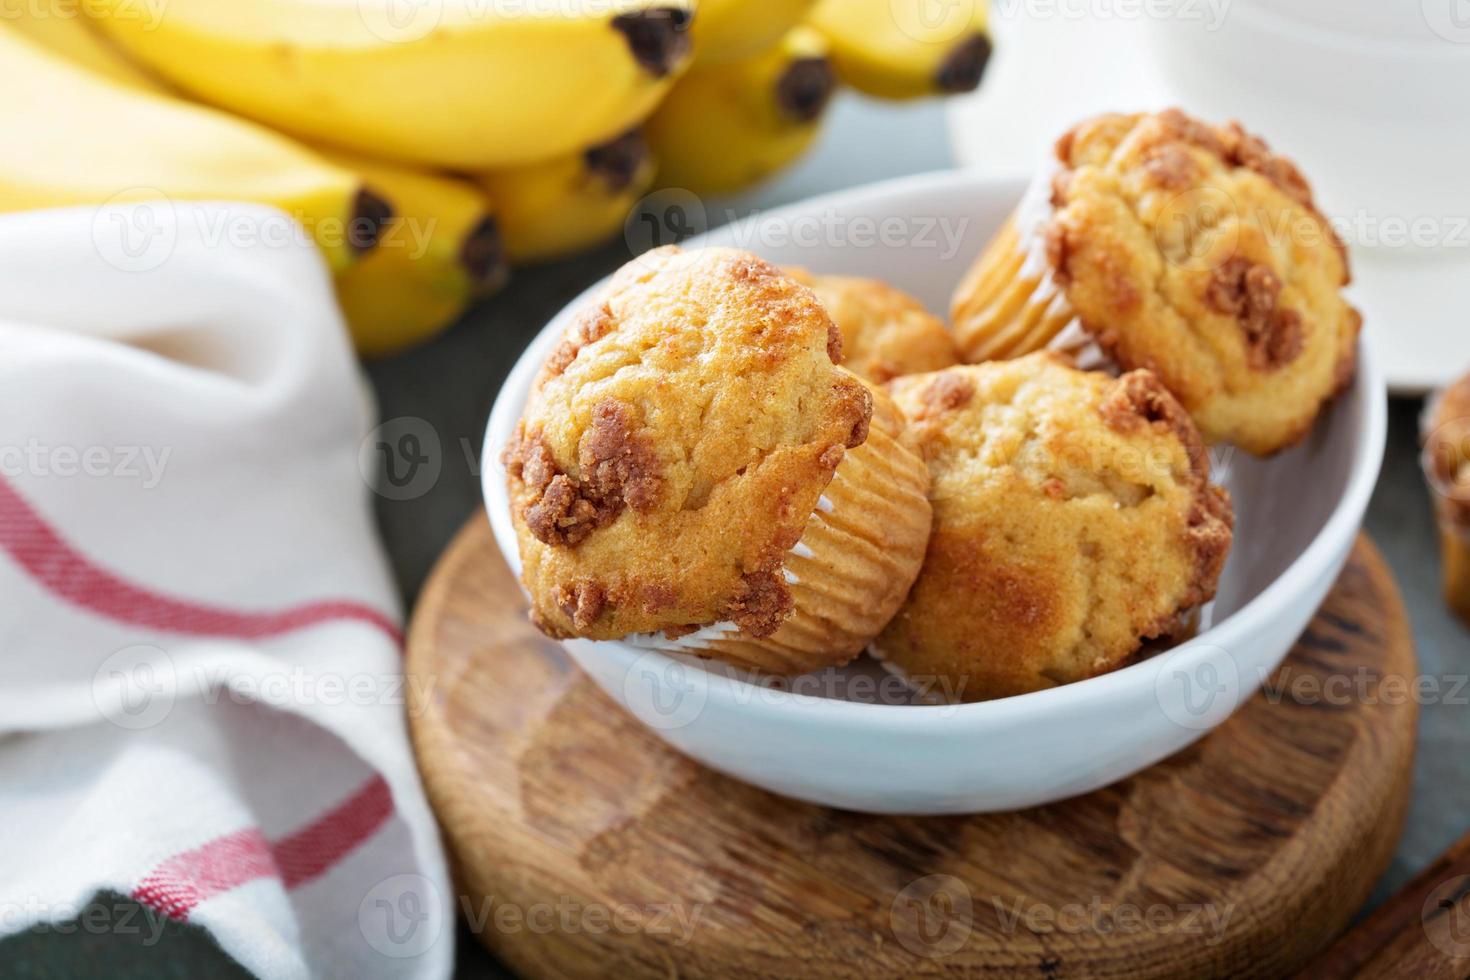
left=407, top=514, right=1419, bottom=979
left=1305, top=828, right=1470, bottom=979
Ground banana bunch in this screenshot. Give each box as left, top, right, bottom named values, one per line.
left=0, top=0, right=992, bottom=359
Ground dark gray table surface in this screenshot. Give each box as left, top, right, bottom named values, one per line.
left=6, top=94, right=1465, bottom=978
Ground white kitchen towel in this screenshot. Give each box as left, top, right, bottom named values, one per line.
left=0, top=203, right=452, bottom=979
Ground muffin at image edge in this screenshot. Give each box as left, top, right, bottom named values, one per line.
left=878, top=353, right=1234, bottom=701
left=504, top=245, right=933, bottom=675
left=950, top=108, right=1360, bottom=456
left=783, top=267, right=959, bottom=384
left=1423, top=372, right=1470, bottom=628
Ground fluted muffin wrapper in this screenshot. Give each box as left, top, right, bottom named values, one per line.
left=626, top=384, right=933, bottom=676
left=1420, top=387, right=1470, bottom=538
left=1419, top=385, right=1470, bottom=625
left=952, top=162, right=1114, bottom=373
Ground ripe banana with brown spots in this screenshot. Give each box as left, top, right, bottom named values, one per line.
left=86, top=0, right=697, bottom=169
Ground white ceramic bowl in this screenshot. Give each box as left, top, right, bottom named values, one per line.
left=482, top=171, right=1386, bottom=815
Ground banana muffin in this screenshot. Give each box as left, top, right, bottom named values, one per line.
left=950, top=108, right=1359, bottom=456
left=505, top=245, right=932, bottom=674
left=784, top=267, right=959, bottom=384
left=878, top=353, right=1234, bottom=701
left=1423, top=372, right=1470, bottom=627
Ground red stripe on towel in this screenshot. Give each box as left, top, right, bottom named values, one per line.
left=0, top=475, right=400, bottom=643
left=274, top=774, right=395, bottom=889
left=131, top=775, right=394, bottom=922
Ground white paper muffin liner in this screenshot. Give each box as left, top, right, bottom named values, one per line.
left=955, top=158, right=1121, bottom=372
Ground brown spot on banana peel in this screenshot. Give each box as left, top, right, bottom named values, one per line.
left=935, top=33, right=993, bottom=94
left=347, top=187, right=394, bottom=254
left=777, top=58, right=836, bottom=124
left=459, top=215, right=509, bottom=297
left=611, top=7, right=693, bottom=77
left=583, top=129, right=649, bottom=193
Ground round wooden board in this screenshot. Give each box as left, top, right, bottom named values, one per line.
left=407, top=514, right=1418, bottom=979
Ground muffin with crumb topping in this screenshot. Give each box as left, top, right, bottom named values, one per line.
left=504, top=245, right=932, bottom=675
left=784, top=267, right=958, bottom=384
left=878, top=353, right=1233, bottom=701
left=1424, top=372, right=1470, bottom=628
left=950, top=108, right=1359, bottom=456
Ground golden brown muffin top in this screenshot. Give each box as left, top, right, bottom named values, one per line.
left=882, top=354, right=1233, bottom=699
left=783, top=268, right=959, bottom=384
left=1042, top=108, right=1359, bottom=456
left=1427, top=374, right=1470, bottom=527
left=506, top=245, right=872, bottom=640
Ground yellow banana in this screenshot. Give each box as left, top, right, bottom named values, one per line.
left=1, top=0, right=159, bottom=88
left=691, top=0, right=817, bottom=64
left=86, top=0, right=696, bottom=170
left=478, top=129, right=654, bottom=265
left=644, top=26, right=835, bottom=196
left=808, top=0, right=992, bottom=100
left=0, top=19, right=386, bottom=270
left=326, top=153, right=508, bottom=357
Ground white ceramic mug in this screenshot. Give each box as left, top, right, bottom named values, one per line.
left=1149, top=0, right=1470, bottom=255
